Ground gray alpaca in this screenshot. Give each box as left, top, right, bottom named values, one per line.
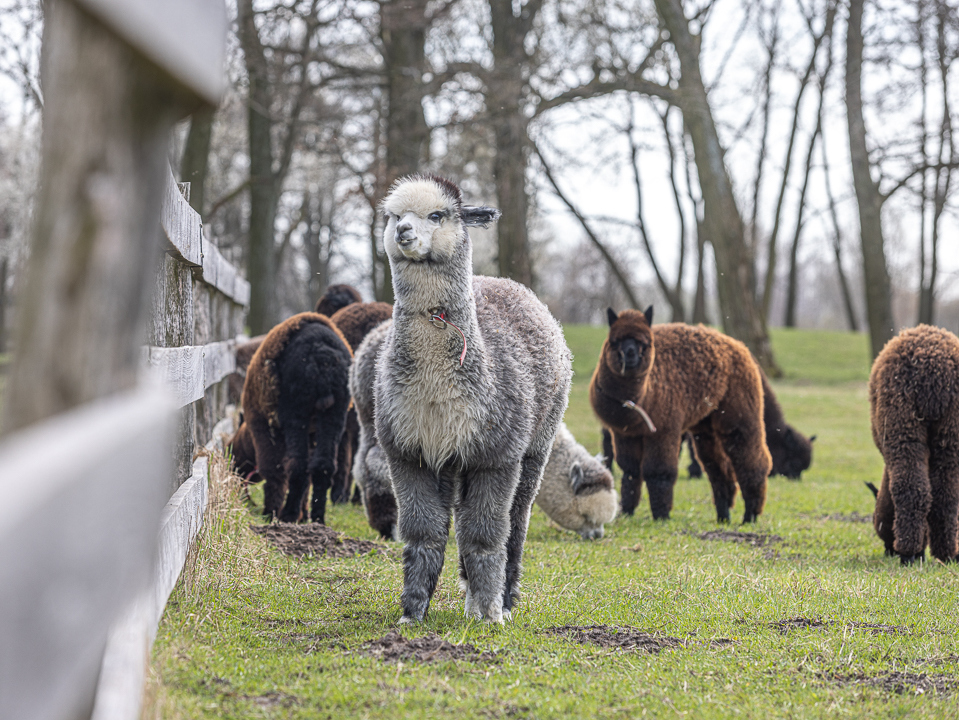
left=349, top=319, right=398, bottom=540
left=375, top=175, right=572, bottom=624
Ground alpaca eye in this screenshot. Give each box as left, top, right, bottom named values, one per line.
left=428, top=211, right=443, bottom=222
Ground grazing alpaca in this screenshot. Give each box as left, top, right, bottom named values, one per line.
left=327, top=301, right=394, bottom=504
left=375, top=175, right=572, bottom=624
left=228, top=334, right=267, bottom=404
left=536, top=423, right=618, bottom=539
left=314, top=283, right=362, bottom=317
left=868, top=325, right=959, bottom=564
left=590, top=308, right=771, bottom=523
left=241, top=312, right=353, bottom=523
left=349, top=319, right=399, bottom=539
left=683, top=373, right=815, bottom=480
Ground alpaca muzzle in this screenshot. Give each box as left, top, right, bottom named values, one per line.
left=396, top=223, right=416, bottom=246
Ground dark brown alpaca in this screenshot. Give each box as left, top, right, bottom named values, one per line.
left=327, top=301, right=394, bottom=504
left=314, top=284, right=362, bottom=317
left=868, top=324, right=959, bottom=565
left=228, top=418, right=259, bottom=482
left=590, top=307, right=772, bottom=523
left=228, top=334, right=267, bottom=404
left=684, top=373, right=814, bottom=479
left=239, top=312, right=353, bottom=523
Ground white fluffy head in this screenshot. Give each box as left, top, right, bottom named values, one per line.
left=381, top=175, right=500, bottom=265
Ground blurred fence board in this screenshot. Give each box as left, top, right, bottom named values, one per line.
left=90, top=455, right=209, bottom=720
left=74, top=0, right=228, bottom=104
left=0, top=390, right=173, bottom=720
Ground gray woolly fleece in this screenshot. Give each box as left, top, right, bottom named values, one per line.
left=349, top=319, right=398, bottom=539
left=536, top=423, right=618, bottom=539
left=374, top=175, right=572, bottom=624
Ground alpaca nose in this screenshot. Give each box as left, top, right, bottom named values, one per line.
left=395, top=220, right=415, bottom=246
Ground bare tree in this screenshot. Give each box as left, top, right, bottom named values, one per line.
left=846, top=0, right=894, bottom=358
left=653, top=0, right=780, bottom=375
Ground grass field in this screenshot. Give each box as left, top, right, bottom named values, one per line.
left=145, top=326, right=959, bottom=719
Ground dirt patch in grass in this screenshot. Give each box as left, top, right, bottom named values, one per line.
left=847, top=621, right=908, bottom=636
left=545, top=625, right=684, bottom=653
left=826, top=671, right=958, bottom=695
left=361, top=631, right=497, bottom=664
left=772, top=617, right=828, bottom=634
left=771, top=618, right=908, bottom=636
left=821, top=511, right=873, bottom=523
left=241, top=691, right=299, bottom=708
left=250, top=523, right=384, bottom=558
left=698, top=530, right=784, bottom=547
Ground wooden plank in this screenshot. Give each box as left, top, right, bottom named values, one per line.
left=141, top=341, right=238, bottom=409
left=233, top=276, right=252, bottom=308
left=0, top=389, right=173, bottom=720
left=203, top=340, right=236, bottom=388
left=74, top=0, right=227, bottom=105
left=141, top=345, right=205, bottom=408
left=201, top=238, right=240, bottom=300
left=161, top=169, right=203, bottom=267
left=91, top=456, right=209, bottom=720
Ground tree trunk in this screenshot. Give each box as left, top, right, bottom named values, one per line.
left=0, top=257, right=7, bottom=354
left=238, top=0, right=278, bottom=334
left=821, top=131, right=860, bottom=332
left=381, top=0, right=430, bottom=185
left=846, top=0, right=894, bottom=358
left=488, top=0, right=541, bottom=288
left=179, top=106, right=214, bottom=216
left=1, top=0, right=188, bottom=434
left=378, top=0, right=431, bottom=302
left=654, top=0, right=779, bottom=375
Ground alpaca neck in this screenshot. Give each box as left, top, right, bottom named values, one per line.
left=390, top=234, right=479, bottom=339
left=598, top=360, right=651, bottom=404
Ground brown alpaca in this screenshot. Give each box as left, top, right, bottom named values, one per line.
left=314, top=283, right=362, bottom=317
left=326, top=301, right=394, bottom=504
left=869, top=324, right=959, bottom=565
left=240, top=312, right=353, bottom=523
left=590, top=307, right=772, bottom=523
left=228, top=334, right=267, bottom=404
left=228, top=419, right=259, bottom=482
left=683, top=373, right=815, bottom=479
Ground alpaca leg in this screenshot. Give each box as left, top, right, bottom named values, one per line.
left=641, top=433, right=682, bottom=520
left=279, top=426, right=311, bottom=523
left=613, top=433, right=644, bottom=516
left=330, top=410, right=358, bottom=504
left=691, top=425, right=737, bottom=523
left=392, top=458, right=454, bottom=623
left=502, top=450, right=550, bottom=616
left=455, top=464, right=521, bottom=623
left=308, top=406, right=348, bottom=524
left=887, top=442, right=932, bottom=564
left=720, top=426, right=771, bottom=523
left=927, top=432, right=959, bottom=562
left=253, top=425, right=287, bottom=520
left=601, top=428, right=615, bottom=471
left=873, top=468, right=896, bottom=556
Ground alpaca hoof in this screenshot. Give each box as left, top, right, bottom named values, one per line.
left=579, top=526, right=604, bottom=540
left=501, top=608, right=512, bottom=623
left=899, top=554, right=923, bottom=566
left=398, top=614, right=420, bottom=625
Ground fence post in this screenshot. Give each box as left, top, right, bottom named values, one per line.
left=0, top=0, right=224, bottom=435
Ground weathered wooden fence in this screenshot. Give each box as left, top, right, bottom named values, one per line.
left=0, top=2, right=234, bottom=719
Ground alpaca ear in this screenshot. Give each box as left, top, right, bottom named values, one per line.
left=570, top=462, right=585, bottom=492
left=809, top=435, right=817, bottom=443
left=644, top=305, right=654, bottom=325
left=607, top=308, right=618, bottom=327
left=461, top=206, right=501, bottom=227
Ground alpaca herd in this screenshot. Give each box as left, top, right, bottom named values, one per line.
left=229, top=173, right=959, bottom=624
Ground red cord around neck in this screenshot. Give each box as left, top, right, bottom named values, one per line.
left=430, top=311, right=468, bottom=366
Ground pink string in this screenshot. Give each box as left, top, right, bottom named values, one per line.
left=432, top=312, right=468, bottom=366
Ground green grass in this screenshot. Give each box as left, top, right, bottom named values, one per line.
left=147, top=326, right=959, bottom=719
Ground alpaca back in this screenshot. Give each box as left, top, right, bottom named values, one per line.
left=870, top=325, right=959, bottom=442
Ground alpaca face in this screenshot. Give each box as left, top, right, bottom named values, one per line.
left=382, top=178, right=463, bottom=264
left=603, top=308, right=655, bottom=377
